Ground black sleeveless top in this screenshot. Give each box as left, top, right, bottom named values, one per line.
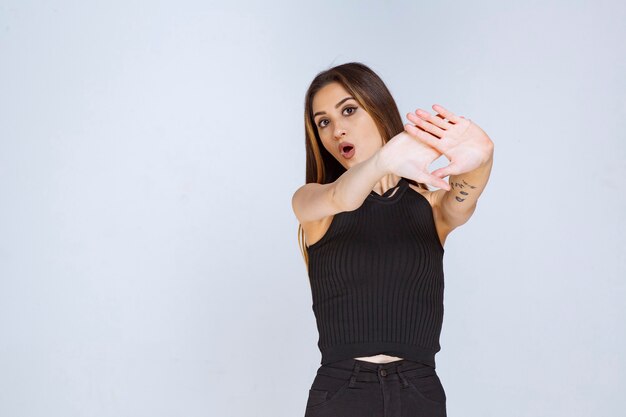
left=306, top=177, right=445, bottom=367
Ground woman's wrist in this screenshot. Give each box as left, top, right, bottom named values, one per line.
left=372, top=147, right=392, bottom=176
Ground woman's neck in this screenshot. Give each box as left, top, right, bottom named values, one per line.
left=372, top=174, right=402, bottom=196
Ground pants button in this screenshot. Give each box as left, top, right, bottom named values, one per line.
left=380, top=369, right=387, bottom=377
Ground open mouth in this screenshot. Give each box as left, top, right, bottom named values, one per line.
left=339, top=142, right=355, bottom=159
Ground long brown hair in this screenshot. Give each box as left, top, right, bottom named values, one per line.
left=298, top=62, right=429, bottom=265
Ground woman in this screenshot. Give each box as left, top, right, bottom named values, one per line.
left=291, top=62, right=494, bottom=417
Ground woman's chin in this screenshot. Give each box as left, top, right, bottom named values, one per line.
left=340, top=159, right=354, bottom=169
left=337, top=154, right=357, bottom=167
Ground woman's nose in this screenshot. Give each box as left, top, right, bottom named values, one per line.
left=334, top=127, right=347, bottom=139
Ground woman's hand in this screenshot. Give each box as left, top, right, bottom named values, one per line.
left=379, top=130, right=451, bottom=190
left=405, top=104, right=494, bottom=179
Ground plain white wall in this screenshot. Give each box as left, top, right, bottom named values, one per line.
left=1, top=1, right=624, bottom=416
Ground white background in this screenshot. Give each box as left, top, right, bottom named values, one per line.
left=1, top=1, right=624, bottom=416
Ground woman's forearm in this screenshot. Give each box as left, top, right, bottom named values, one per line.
left=444, top=148, right=494, bottom=214
left=333, top=150, right=390, bottom=212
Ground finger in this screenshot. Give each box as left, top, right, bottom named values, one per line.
left=432, top=104, right=463, bottom=124
left=406, top=112, right=445, bottom=137
left=425, top=174, right=451, bottom=191
left=404, top=124, right=444, bottom=152
left=411, top=109, right=450, bottom=131
left=430, top=162, right=458, bottom=179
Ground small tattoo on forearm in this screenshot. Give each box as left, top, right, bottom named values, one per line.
left=450, top=179, right=477, bottom=203
left=462, top=180, right=477, bottom=189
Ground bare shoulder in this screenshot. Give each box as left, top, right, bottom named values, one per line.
left=407, top=183, right=436, bottom=208
left=292, top=182, right=341, bottom=248
left=291, top=182, right=337, bottom=221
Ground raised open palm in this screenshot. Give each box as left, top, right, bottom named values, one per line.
left=382, top=130, right=450, bottom=190
left=405, top=104, right=494, bottom=179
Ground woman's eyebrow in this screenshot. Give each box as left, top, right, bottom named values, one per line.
left=313, top=96, right=355, bottom=118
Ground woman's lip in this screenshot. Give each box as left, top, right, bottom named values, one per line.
left=338, top=142, right=355, bottom=159
left=341, top=147, right=355, bottom=159
left=338, top=141, right=354, bottom=152
left=341, top=148, right=354, bottom=159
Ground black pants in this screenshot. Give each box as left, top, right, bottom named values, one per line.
left=304, top=358, right=447, bottom=417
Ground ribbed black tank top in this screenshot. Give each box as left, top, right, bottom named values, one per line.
left=307, top=177, right=445, bottom=367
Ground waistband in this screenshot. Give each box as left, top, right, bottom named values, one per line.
left=316, top=358, right=436, bottom=389
left=319, top=342, right=438, bottom=368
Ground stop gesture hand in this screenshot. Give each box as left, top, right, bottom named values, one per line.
left=404, top=105, right=494, bottom=179
left=381, top=130, right=450, bottom=191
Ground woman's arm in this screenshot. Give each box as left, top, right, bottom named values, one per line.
left=404, top=104, right=495, bottom=229
left=432, top=150, right=493, bottom=229
left=292, top=150, right=389, bottom=224
left=292, top=131, right=450, bottom=224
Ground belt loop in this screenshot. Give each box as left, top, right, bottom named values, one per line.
left=397, top=363, right=410, bottom=388
left=349, top=362, right=361, bottom=388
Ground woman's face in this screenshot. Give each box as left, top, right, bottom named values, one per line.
left=312, top=82, right=384, bottom=169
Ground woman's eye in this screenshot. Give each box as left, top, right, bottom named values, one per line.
left=317, top=107, right=356, bottom=129
left=344, top=106, right=356, bottom=115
